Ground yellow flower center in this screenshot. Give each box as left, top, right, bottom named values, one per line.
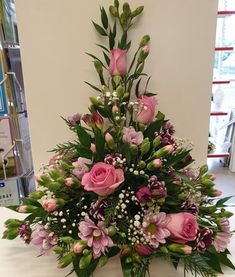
left=147, top=223, right=157, bottom=235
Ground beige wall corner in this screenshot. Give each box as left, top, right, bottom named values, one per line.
left=15, top=0, right=218, bottom=171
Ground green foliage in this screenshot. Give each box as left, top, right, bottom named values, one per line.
left=144, top=111, right=165, bottom=140
left=92, top=21, right=107, bottom=36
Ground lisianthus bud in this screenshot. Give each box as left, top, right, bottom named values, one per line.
left=83, top=114, right=95, bottom=128
left=64, top=177, right=74, bottom=187
left=58, top=252, right=75, bottom=268
left=153, top=145, right=174, bottom=158
left=139, top=35, right=150, bottom=47
left=18, top=205, right=37, bottom=213
left=3, top=229, right=19, bottom=240
left=138, top=47, right=149, bottom=63
left=167, top=243, right=192, bottom=254
left=140, top=138, right=150, bottom=155
left=105, top=133, right=116, bottom=149
left=131, top=6, right=144, bottom=18
left=79, top=253, right=92, bottom=269
left=73, top=241, right=87, bottom=254
left=29, top=190, right=44, bottom=200
left=93, top=112, right=104, bottom=130
left=109, top=5, right=119, bottom=17
left=147, top=159, right=162, bottom=170
left=213, top=189, right=222, bottom=197
left=94, top=59, right=103, bottom=75
left=90, top=143, right=96, bottom=153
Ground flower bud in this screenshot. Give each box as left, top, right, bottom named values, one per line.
left=140, top=138, right=150, bottom=155
left=153, top=136, right=161, bottom=148
left=73, top=241, right=87, bottom=254
left=130, top=144, right=138, bottom=155
left=60, top=236, right=74, bottom=244
left=120, top=246, right=132, bottom=257
left=101, top=85, right=110, bottom=93
left=116, top=85, right=124, bottom=98
left=53, top=246, right=64, bottom=254
left=138, top=47, right=149, bottom=63
left=135, top=244, right=153, bottom=256
left=93, top=112, right=104, bottom=130
left=67, top=113, right=81, bottom=124
left=83, top=114, right=95, bottom=128
left=4, top=219, right=23, bottom=228
left=199, top=164, right=208, bottom=176
left=131, top=6, right=144, bottom=18
left=4, top=228, right=19, bottom=240
left=29, top=190, right=45, bottom=200
left=159, top=246, right=168, bottom=254
left=123, top=92, right=130, bottom=101
left=94, top=59, right=103, bottom=75
left=58, top=252, right=75, bottom=268
left=112, top=105, right=119, bottom=114
left=105, top=133, right=116, bottom=149
left=18, top=205, right=37, bottom=213
left=108, top=226, right=117, bottom=236
left=109, top=5, right=119, bottom=17
left=147, top=159, right=162, bottom=170
left=123, top=3, right=131, bottom=16
left=210, top=174, right=216, bottom=181
left=153, top=145, right=174, bottom=158
left=201, top=178, right=214, bottom=187
left=98, top=256, right=108, bottom=267
left=167, top=243, right=192, bottom=254
left=64, top=177, right=74, bottom=187
left=89, top=96, right=102, bottom=107
left=79, top=254, right=92, bottom=269
left=139, top=35, right=150, bottom=47
left=138, top=160, right=146, bottom=169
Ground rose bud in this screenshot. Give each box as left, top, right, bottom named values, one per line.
left=135, top=244, right=153, bottom=256
left=167, top=243, right=192, bottom=254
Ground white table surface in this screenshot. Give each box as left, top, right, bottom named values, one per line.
left=1, top=207, right=235, bottom=277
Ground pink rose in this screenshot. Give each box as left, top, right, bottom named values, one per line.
left=81, top=162, right=124, bottom=196
left=109, top=49, right=127, bottom=76
left=166, top=213, right=198, bottom=244
left=136, top=96, right=157, bottom=124
left=42, top=199, right=57, bottom=212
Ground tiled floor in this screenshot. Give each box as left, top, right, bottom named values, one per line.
left=208, top=158, right=235, bottom=205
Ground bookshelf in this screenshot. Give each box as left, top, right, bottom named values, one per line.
left=0, top=0, right=35, bottom=207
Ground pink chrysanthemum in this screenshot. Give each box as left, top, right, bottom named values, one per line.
left=142, top=211, right=170, bottom=248
left=213, top=218, right=232, bottom=253
left=79, top=218, right=113, bottom=258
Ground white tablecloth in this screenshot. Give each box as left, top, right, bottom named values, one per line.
left=0, top=207, right=235, bottom=277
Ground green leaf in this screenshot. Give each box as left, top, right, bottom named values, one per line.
left=97, top=106, right=111, bottom=118
left=6, top=205, right=20, bottom=212
left=216, top=196, right=234, bottom=207
left=218, top=252, right=235, bottom=270
left=21, top=197, right=42, bottom=208
left=103, top=51, right=110, bottom=66
left=135, top=78, right=142, bottom=98
left=73, top=259, right=98, bottom=277
left=92, top=21, right=107, bottom=36
left=109, top=30, right=115, bottom=50
left=96, top=44, right=109, bottom=53
left=120, top=144, right=131, bottom=165
left=119, top=31, right=127, bottom=49
left=84, top=81, right=102, bottom=92
left=120, top=258, right=132, bottom=277
left=136, top=62, right=145, bottom=74
left=76, top=125, right=91, bottom=148
left=76, top=145, right=93, bottom=159
left=94, top=128, right=105, bottom=160
left=108, top=247, right=120, bottom=257
left=144, top=111, right=165, bottom=140
left=126, top=40, right=131, bottom=50
left=85, top=52, right=106, bottom=68
left=113, top=22, right=117, bottom=38
left=100, top=7, right=108, bottom=29
left=24, top=208, right=48, bottom=222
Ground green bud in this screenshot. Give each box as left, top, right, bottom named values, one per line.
left=113, top=75, right=122, bottom=86
left=123, top=92, right=130, bottom=101
left=133, top=253, right=141, bottom=264
left=120, top=246, right=132, bottom=257
left=120, top=13, right=128, bottom=28
left=201, top=179, right=214, bottom=187
left=108, top=226, right=117, bottom=236
left=200, top=164, right=208, bottom=176
left=5, top=229, right=19, bottom=240
left=153, top=137, right=161, bottom=148
left=53, top=246, right=65, bottom=254
left=116, top=85, right=124, bottom=98
left=89, top=96, right=102, bottom=107
left=130, top=144, right=138, bottom=156
left=178, top=193, right=187, bottom=200
left=29, top=190, right=45, bottom=200
left=58, top=253, right=75, bottom=268
left=94, top=59, right=103, bottom=75
left=123, top=3, right=131, bottom=16
left=139, top=35, right=150, bottom=47
left=138, top=48, right=149, bottom=63
left=138, top=123, right=145, bottom=132
left=101, top=85, right=110, bottom=93
left=131, top=6, right=144, bottom=18
left=83, top=249, right=90, bottom=256
left=98, top=256, right=108, bottom=267
left=167, top=243, right=192, bottom=254
left=114, top=0, right=119, bottom=8
left=125, top=257, right=132, bottom=264
left=56, top=198, right=65, bottom=207
left=60, top=236, right=74, bottom=244
left=49, top=170, right=62, bottom=181
left=160, top=246, right=168, bottom=254
left=47, top=182, right=61, bottom=191
left=79, top=254, right=92, bottom=269
left=109, top=5, right=119, bottom=17
left=4, top=219, right=23, bottom=228
left=138, top=161, right=146, bottom=169
left=140, top=138, right=150, bottom=155
left=153, top=145, right=174, bottom=158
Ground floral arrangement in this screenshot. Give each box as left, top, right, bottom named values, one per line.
left=3, top=1, right=235, bottom=277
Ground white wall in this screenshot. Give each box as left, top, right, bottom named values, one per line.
left=15, top=0, right=218, bottom=171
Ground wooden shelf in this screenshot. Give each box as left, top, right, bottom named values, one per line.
left=212, top=80, right=230, bottom=85
left=208, top=152, right=230, bottom=158
left=210, top=112, right=228, bottom=116
left=215, top=47, right=234, bottom=51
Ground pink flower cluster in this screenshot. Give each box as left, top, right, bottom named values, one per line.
left=213, top=218, right=232, bottom=252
